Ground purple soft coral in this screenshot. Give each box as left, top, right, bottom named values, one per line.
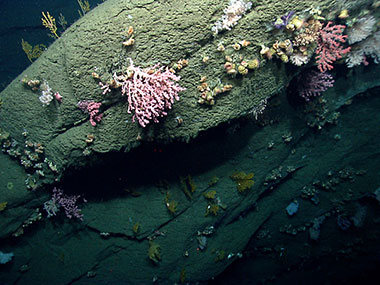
left=273, top=11, right=295, bottom=29
left=43, top=187, right=84, bottom=221
left=297, top=70, right=334, bottom=101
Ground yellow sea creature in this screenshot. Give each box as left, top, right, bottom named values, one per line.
left=91, top=72, right=100, bottom=79
left=122, top=38, right=135, bottom=47
left=225, top=55, right=233, bottom=62
left=21, top=39, right=46, bottom=63
left=127, top=26, right=134, bottom=35
left=205, top=203, right=220, bottom=216
left=77, top=0, right=90, bottom=17
left=260, top=45, right=276, bottom=59
left=338, top=9, right=349, bottom=19
left=239, top=40, right=251, bottom=47
left=217, top=44, right=225, bottom=52
left=230, top=171, right=254, bottom=193
left=232, top=43, right=241, bottom=51
left=222, top=84, right=233, bottom=92
left=132, top=222, right=140, bottom=234
left=247, top=59, right=260, bottom=69
left=237, top=65, right=248, bottom=75
left=85, top=134, right=95, bottom=144
left=289, top=16, right=304, bottom=30
left=213, top=87, right=222, bottom=95
left=173, top=59, right=188, bottom=71
left=280, top=54, right=289, bottom=63
left=226, top=68, right=237, bottom=75
left=175, top=116, right=183, bottom=125
left=204, top=190, right=217, bottom=199
left=0, top=202, right=7, bottom=212
left=41, top=11, right=59, bottom=39
left=148, top=241, right=161, bottom=263
left=164, top=191, right=178, bottom=214
left=197, top=82, right=208, bottom=92
left=178, top=59, right=189, bottom=67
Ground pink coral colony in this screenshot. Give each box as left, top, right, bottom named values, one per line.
left=104, top=59, right=185, bottom=127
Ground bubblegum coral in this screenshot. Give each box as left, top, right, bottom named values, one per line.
left=315, top=22, right=351, bottom=72
left=77, top=100, right=103, bottom=126
left=112, top=60, right=185, bottom=127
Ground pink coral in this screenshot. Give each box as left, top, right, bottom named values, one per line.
left=77, top=100, right=103, bottom=126
left=112, top=60, right=185, bottom=127
left=315, top=22, right=351, bottom=72
left=54, top=92, right=62, bottom=102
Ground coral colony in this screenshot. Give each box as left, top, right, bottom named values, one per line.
left=297, top=70, right=335, bottom=101
left=38, top=80, right=54, bottom=106
left=43, top=187, right=84, bottom=221
left=345, top=16, right=379, bottom=68
left=346, top=31, right=380, bottom=68
left=315, top=22, right=351, bottom=72
left=101, top=59, right=185, bottom=128
left=77, top=100, right=103, bottom=126
left=211, top=0, right=252, bottom=34
left=273, top=11, right=295, bottom=29
left=346, top=15, right=377, bottom=45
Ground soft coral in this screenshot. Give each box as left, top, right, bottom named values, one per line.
left=315, top=22, right=351, bottom=72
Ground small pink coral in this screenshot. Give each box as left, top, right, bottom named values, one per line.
left=54, top=92, right=62, bottom=102
left=77, top=100, right=103, bottom=126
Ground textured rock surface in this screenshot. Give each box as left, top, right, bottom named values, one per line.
left=1, top=63, right=379, bottom=283
left=0, top=0, right=336, bottom=174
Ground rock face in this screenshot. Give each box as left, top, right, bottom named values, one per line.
left=0, top=0, right=336, bottom=174
left=1, top=0, right=380, bottom=284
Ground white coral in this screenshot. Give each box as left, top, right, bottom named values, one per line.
left=347, top=15, right=376, bottom=44
left=211, top=0, right=252, bottom=34
left=290, top=53, right=310, bottom=66
left=345, top=48, right=365, bottom=68
left=39, top=80, right=53, bottom=106
left=43, top=198, right=60, bottom=218
left=346, top=31, right=380, bottom=68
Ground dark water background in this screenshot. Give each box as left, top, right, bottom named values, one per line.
left=0, top=0, right=104, bottom=92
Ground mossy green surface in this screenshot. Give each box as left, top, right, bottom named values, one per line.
left=0, top=0, right=336, bottom=175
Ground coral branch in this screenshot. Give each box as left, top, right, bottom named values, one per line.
left=315, top=22, right=351, bottom=72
